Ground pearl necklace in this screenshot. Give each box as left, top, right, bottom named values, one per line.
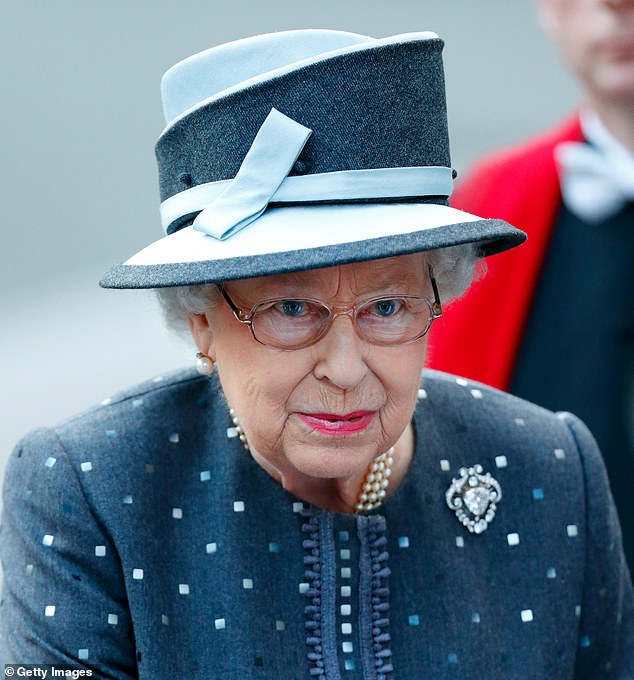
left=229, top=409, right=394, bottom=514
left=354, top=447, right=394, bottom=514
left=229, top=409, right=250, bottom=450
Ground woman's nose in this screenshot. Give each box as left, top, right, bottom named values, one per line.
left=312, top=314, right=369, bottom=389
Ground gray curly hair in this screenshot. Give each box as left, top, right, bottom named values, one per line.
left=156, top=244, right=481, bottom=334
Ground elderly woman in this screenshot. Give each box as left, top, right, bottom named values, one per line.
left=1, top=29, right=632, bottom=679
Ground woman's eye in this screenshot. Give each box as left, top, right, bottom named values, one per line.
left=370, top=299, right=402, bottom=317
left=277, top=300, right=307, bottom=317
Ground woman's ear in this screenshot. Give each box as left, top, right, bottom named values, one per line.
left=188, top=313, right=216, bottom=359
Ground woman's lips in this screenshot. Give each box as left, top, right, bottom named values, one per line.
left=297, top=410, right=376, bottom=436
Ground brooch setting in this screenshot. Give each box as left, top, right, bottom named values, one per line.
left=445, top=464, right=502, bottom=534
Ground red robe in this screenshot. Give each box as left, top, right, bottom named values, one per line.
left=426, top=115, right=584, bottom=389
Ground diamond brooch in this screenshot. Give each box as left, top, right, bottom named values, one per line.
left=445, top=464, right=502, bottom=534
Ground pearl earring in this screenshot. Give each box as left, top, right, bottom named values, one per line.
left=195, top=352, right=215, bottom=376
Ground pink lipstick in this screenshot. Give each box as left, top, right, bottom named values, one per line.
left=297, top=410, right=376, bottom=436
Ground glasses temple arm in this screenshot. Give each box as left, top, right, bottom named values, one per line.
left=428, top=265, right=443, bottom=318
left=216, top=284, right=251, bottom=323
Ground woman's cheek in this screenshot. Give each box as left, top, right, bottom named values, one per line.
left=238, top=373, right=295, bottom=450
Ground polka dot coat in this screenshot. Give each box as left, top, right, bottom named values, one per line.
left=1, top=369, right=632, bottom=678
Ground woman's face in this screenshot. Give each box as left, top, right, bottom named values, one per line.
left=189, top=254, right=430, bottom=488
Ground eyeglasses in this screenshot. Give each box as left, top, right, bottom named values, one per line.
left=217, top=265, right=443, bottom=350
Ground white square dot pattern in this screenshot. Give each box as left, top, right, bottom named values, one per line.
left=108, top=614, right=118, bottom=625
left=242, top=578, right=253, bottom=589
left=179, top=583, right=190, bottom=595
left=440, top=459, right=450, bottom=471
left=172, top=508, right=183, bottom=519
left=507, top=533, right=520, bottom=546
left=567, top=524, right=578, bottom=537
left=495, top=455, right=508, bottom=468
left=95, top=545, right=106, bottom=557
left=44, top=605, right=55, bottom=617
left=521, top=609, right=534, bottom=622
left=233, top=501, right=245, bottom=512
left=132, top=569, right=144, bottom=580
left=214, top=618, right=226, bottom=630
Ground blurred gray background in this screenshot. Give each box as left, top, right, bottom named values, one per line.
left=1, top=1, right=580, bottom=489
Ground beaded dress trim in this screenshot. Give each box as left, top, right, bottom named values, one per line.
left=301, top=508, right=393, bottom=679
left=302, top=509, right=341, bottom=678
left=358, top=515, right=393, bottom=679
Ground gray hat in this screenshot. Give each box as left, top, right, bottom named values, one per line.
left=100, top=29, right=525, bottom=289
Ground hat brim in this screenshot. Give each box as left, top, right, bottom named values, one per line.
left=99, top=203, right=525, bottom=289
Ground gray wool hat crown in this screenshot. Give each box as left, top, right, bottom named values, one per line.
left=100, top=29, right=525, bottom=289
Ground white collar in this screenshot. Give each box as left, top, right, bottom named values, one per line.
left=580, top=109, right=634, bottom=174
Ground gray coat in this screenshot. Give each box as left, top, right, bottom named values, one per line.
left=1, top=369, right=632, bottom=678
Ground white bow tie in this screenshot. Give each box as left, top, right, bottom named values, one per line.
left=555, top=141, right=634, bottom=223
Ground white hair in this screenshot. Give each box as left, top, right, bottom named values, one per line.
left=156, top=244, right=482, bottom=334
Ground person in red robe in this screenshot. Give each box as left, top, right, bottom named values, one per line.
left=427, top=0, right=634, bottom=568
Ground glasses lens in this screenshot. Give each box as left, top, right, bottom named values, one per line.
left=251, top=299, right=330, bottom=348
left=355, top=296, right=433, bottom=345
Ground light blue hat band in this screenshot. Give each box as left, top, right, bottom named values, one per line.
left=163, top=165, right=454, bottom=236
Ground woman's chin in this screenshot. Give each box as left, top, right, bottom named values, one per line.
left=282, top=442, right=376, bottom=482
